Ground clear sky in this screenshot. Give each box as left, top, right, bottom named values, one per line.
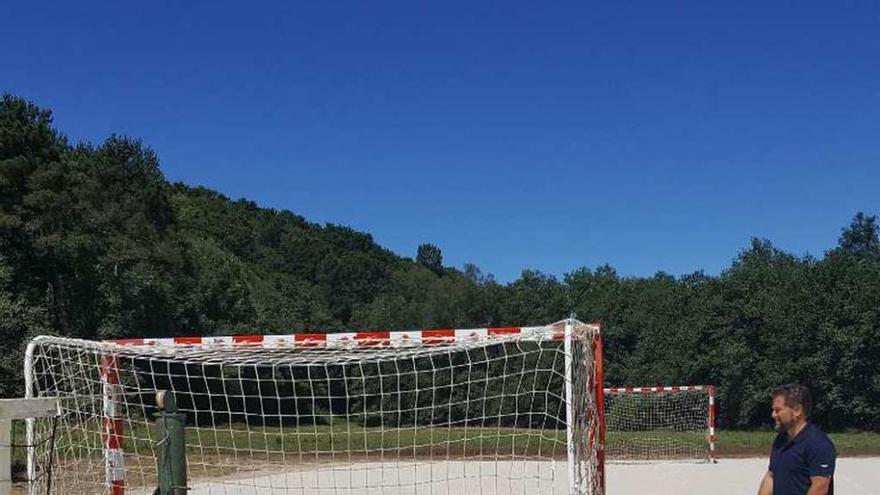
left=4, top=1, right=879, bottom=282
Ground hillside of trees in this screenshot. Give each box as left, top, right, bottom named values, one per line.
left=2, top=94, right=878, bottom=430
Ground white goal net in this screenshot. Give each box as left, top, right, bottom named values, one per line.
left=24, top=320, right=604, bottom=495
left=603, top=386, right=716, bottom=462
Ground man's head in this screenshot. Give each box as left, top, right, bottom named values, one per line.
left=771, top=383, right=812, bottom=434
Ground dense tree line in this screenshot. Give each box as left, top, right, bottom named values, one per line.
left=2, top=94, right=878, bottom=430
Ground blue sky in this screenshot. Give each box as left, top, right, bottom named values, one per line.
left=4, top=1, right=879, bottom=282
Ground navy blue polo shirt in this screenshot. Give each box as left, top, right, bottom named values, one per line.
left=769, top=422, right=836, bottom=495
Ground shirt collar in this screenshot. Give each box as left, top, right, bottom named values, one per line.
left=787, top=422, right=813, bottom=445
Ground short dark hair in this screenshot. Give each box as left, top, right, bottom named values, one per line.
left=772, top=383, right=812, bottom=417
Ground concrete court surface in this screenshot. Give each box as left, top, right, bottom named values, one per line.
left=163, top=457, right=880, bottom=495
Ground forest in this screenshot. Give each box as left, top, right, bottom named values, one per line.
left=2, top=94, right=878, bottom=431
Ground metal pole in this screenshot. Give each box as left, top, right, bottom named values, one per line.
left=564, top=318, right=578, bottom=494
left=101, top=355, right=125, bottom=495
left=708, top=385, right=717, bottom=463
left=23, top=340, right=36, bottom=495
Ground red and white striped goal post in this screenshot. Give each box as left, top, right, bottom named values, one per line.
left=603, top=385, right=717, bottom=463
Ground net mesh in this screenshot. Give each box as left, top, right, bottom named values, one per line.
left=26, top=321, right=603, bottom=495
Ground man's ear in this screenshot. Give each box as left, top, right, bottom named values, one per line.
left=792, top=404, right=804, bottom=420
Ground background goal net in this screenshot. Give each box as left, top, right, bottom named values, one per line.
left=603, top=386, right=716, bottom=462
left=25, top=320, right=604, bottom=495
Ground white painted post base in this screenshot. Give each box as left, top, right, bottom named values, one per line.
left=0, top=399, right=58, bottom=495
left=0, top=418, right=11, bottom=495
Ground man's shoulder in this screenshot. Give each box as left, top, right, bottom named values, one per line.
left=806, top=423, right=832, bottom=440
left=805, top=424, right=837, bottom=454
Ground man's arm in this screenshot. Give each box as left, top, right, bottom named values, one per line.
left=804, top=435, right=835, bottom=495
left=805, top=475, right=831, bottom=495
left=757, top=469, right=773, bottom=495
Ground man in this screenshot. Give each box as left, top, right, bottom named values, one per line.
left=757, top=384, right=836, bottom=495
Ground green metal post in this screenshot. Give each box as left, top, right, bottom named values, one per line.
left=154, top=391, right=187, bottom=495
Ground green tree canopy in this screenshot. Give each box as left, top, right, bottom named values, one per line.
left=1, top=94, right=878, bottom=430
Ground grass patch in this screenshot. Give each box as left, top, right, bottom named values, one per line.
left=717, top=429, right=880, bottom=457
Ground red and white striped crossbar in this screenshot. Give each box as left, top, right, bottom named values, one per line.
left=108, top=324, right=602, bottom=349
left=604, top=385, right=717, bottom=462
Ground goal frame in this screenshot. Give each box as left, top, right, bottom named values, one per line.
left=602, top=385, right=716, bottom=463
left=25, top=320, right=606, bottom=495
